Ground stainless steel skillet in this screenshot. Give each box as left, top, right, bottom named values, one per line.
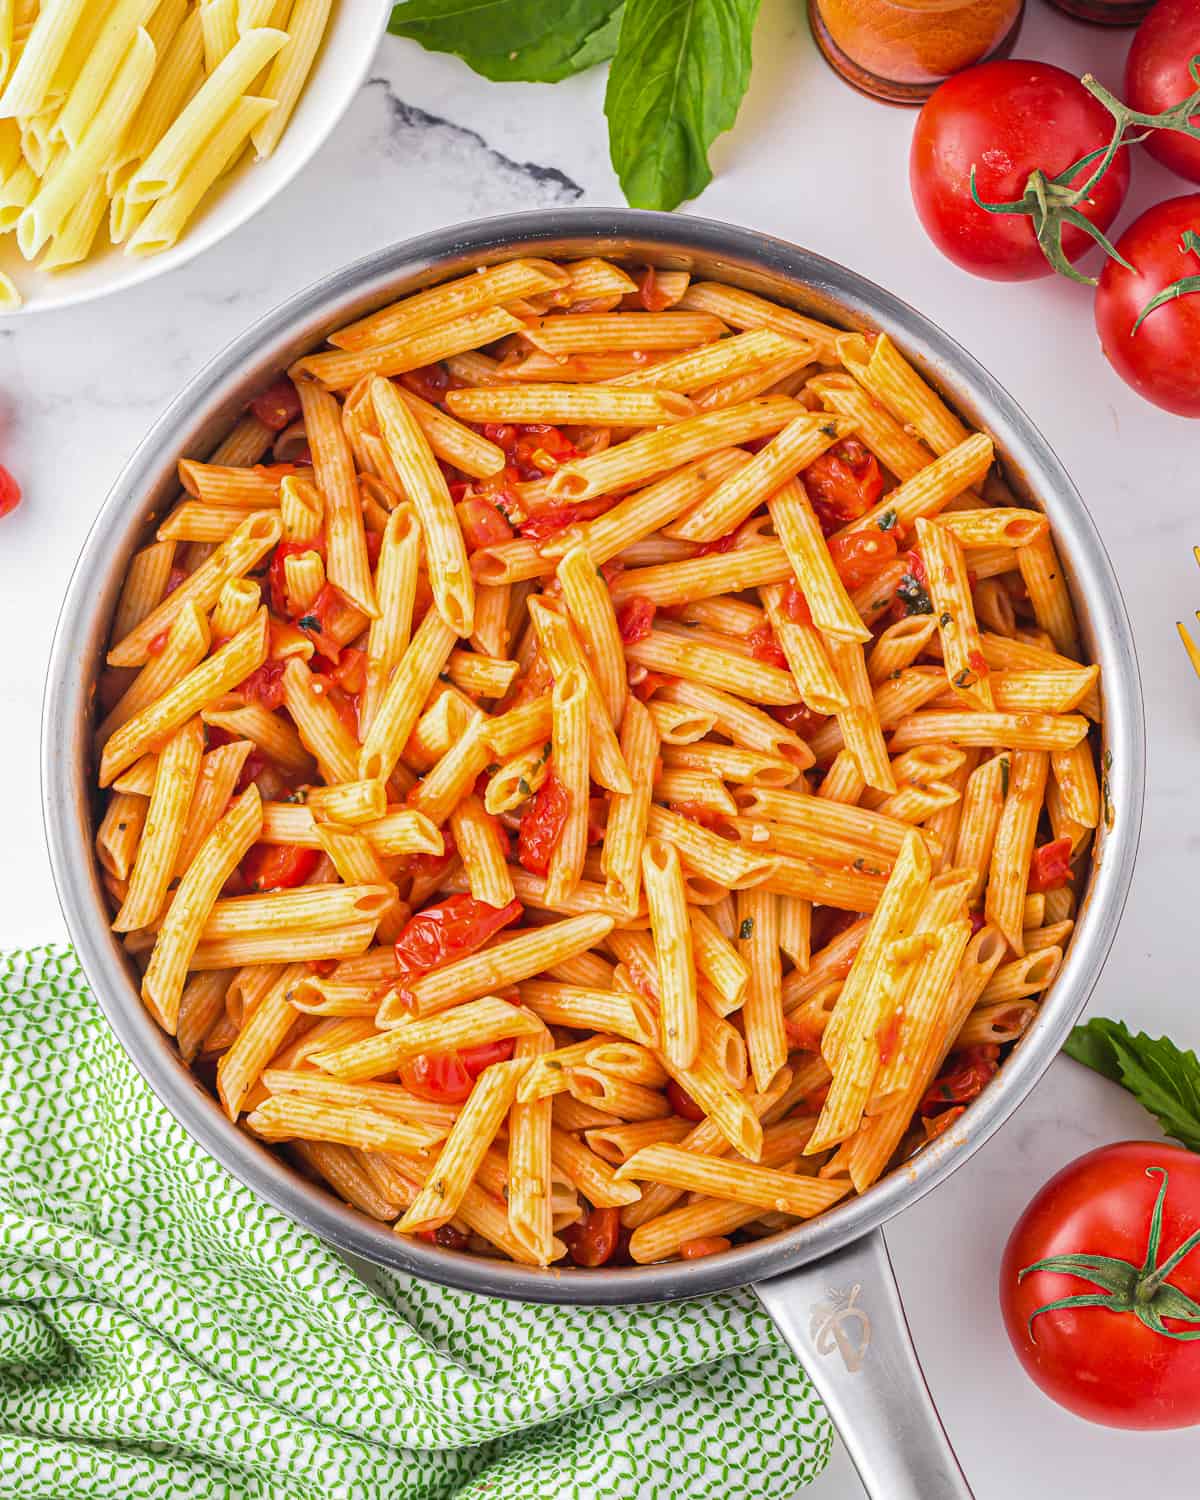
left=41, top=208, right=1145, bottom=1499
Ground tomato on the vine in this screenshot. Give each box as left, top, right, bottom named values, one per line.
left=910, top=61, right=1130, bottom=281
left=1001, top=1143, right=1200, bottom=1428
left=1095, top=194, right=1200, bottom=418
left=0, top=464, right=20, bottom=518
left=1126, top=0, right=1200, bottom=185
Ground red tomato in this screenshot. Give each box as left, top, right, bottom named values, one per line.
left=748, top=623, right=787, bottom=669
left=910, top=61, right=1130, bottom=281
left=1126, top=0, right=1200, bottom=185
left=1001, top=1143, right=1200, bottom=1428
left=0, top=463, right=20, bottom=518
left=326, top=645, right=366, bottom=697
left=241, top=842, right=319, bottom=891
left=802, top=438, right=884, bottom=532
left=1095, top=194, right=1200, bottom=418
left=517, top=772, right=570, bottom=877
left=617, top=595, right=656, bottom=643
left=298, top=582, right=352, bottom=660
left=238, top=659, right=287, bottom=710
left=457, top=495, right=515, bottom=551
left=249, top=379, right=302, bottom=432
left=1029, top=836, right=1074, bottom=893
left=921, top=1044, right=999, bottom=1114
left=828, top=530, right=899, bottom=590
left=401, top=1051, right=473, bottom=1103
left=562, top=1205, right=621, bottom=1266
left=393, top=895, right=522, bottom=980
left=666, top=1080, right=705, bottom=1121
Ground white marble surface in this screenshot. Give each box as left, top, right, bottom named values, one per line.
left=3, top=2, right=1197, bottom=1495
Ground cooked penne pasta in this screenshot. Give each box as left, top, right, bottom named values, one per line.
left=90, top=256, right=1102, bottom=1270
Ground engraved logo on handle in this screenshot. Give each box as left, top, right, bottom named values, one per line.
left=809, top=1283, right=871, bottom=1373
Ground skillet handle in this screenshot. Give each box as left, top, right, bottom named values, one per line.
left=755, top=1226, right=973, bottom=1500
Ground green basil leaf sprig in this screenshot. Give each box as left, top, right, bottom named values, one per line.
left=388, top=0, right=624, bottom=85
left=388, top=0, right=760, bottom=210
left=1066, top=1018, right=1200, bottom=1154
left=604, top=0, right=761, bottom=210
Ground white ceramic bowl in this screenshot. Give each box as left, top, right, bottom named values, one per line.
left=0, top=0, right=390, bottom=315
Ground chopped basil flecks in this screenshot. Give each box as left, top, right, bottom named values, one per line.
left=738, top=917, right=754, bottom=940
left=896, top=573, right=933, bottom=616
left=1000, top=757, right=1010, bottom=799
left=298, top=614, right=320, bottom=631
left=940, top=612, right=952, bottom=627
left=877, top=508, right=898, bottom=532
left=517, top=778, right=531, bottom=797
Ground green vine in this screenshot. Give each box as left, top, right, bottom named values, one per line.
left=1132, top=229, right=1200, bottom=334
left=971, top=56, right=1200, bottom=286
left=1021, top=1167, right=1200, bottom=1342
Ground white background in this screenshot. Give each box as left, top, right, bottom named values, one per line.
left=3, top=2, right=1197, bottom=1495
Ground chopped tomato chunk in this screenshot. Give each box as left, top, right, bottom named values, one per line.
left=696, top=530, right=738, bottom=556
left=417, top=1224, right=470, bottom=1251
left=249, top=379, right=302, bottom=432
left=630, top=669, right=674, bottom=701
left=457, top=495, right=515, bottom=551
left=828, top=530, right=899, bottom=590
left=562, top=1205, right=620, bottom=1266
left=241, top=842, right=319, bottom=892
left=748, top=623, right=788, bottom=669
left=617, top=595, right=656, bottom=644
left=517, top=771, right=570, bottom=876
left=802, top=437, right=885, bottom=534
left=1028, top=836, right=1074, bottom=893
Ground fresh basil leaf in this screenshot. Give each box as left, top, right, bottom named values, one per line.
left=604, top=0, right=760, bottom=210
left=389, top=0, right=624, bottom=83
left=1065, top=1018, right=1200, bottom=1153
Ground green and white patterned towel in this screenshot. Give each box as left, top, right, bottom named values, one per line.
left=0, top=947, right=830, bottom=1500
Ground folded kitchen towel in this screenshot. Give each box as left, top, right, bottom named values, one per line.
left=0, top=947, right=830, bottom=1500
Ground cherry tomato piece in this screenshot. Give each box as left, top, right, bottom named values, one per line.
left=517, top=772, right=570, bottom=877
left=1029, top=836, right=1074, bottom=893
left=748, top=623, right=787, bottom=669
left=828, top=530, right=899, bottom=590
left=679, top=1237, right=731, bottom=1259
left=617, top=595, right=657, bottom=644
left=562, top=1205, right=621, bottom=1266
left=802, top=438, right=884, bottom=532
left=249, top=379, right=302, bottom=432
left=238, top=659, right=288, bottom=711
left=392, top=894, right=523, bottom=981
left=921, top=1044, right=1000, bottom=1115
left=457, top=495, right=515, bottom=551
left=241, top=842, right=320, bottom=892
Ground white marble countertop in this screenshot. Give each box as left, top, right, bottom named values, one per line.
left=3, top=3, right=1196, bottom=1495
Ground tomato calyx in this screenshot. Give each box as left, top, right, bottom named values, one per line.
left=971, top=58, right=1200, bottom=286
left=1132, top=227, right=1200, bottom=334
left=1020, top=1166, right=1200, bottom=1344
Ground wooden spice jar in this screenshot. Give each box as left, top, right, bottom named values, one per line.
left=809, top=0, right=1025, bottom=103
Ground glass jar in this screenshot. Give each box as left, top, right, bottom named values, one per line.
left=1042, top=0, right=1153, bottom=22
left=809, top=0, right=1025, bottom=104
